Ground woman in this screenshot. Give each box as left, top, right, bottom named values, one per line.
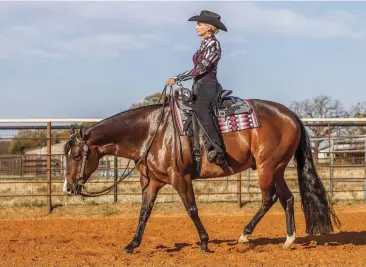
left=167, top=10, right=227, bottom=165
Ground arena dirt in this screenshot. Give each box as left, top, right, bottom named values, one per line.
left=1, top=201, right=366, bottom=267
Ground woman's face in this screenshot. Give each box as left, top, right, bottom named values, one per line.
left=196, top=22, right=211, bottom=37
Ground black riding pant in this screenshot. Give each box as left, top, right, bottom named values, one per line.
left=193, top=73, right=225, bottom=154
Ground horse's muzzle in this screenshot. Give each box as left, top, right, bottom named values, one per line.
left=63, top=177, right=82, bottom=196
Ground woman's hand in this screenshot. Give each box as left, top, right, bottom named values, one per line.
left=166, top=78, right=176, bottom=87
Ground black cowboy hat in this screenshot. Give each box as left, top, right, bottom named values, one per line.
left=188, top=10, right=227, bottom=32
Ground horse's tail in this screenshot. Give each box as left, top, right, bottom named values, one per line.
left=293, top=113, right=341, bottom=235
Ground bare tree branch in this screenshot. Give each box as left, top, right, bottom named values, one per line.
left=290, top=95, right=348, bottom=164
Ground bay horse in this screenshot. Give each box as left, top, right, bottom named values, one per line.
left=63, top=92, right=340, bottom=254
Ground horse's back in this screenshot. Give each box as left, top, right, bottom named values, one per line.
left=249, top=99, right=300, bottom=127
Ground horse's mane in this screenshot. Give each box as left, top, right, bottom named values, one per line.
left=86, top=103, right=164, bottom=133
left=64, top=103, right=165, bottom=154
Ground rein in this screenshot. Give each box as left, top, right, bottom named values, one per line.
left=74, top=85, right=173, bottom=198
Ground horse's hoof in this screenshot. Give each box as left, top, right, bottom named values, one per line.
left=282, top=232, right=296, bottom=250
left=123, top=247, right=134, bottom=254
left=238, top=233, right=250, bottom=243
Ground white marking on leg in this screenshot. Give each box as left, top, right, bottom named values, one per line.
left=238, top=233, right=250, bottom=243
left=283, top=231, right=296, bottom=249
left=62, top=177, right=68, bottom=193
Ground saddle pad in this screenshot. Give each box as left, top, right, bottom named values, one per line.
left=173, top=99, right=261, bottom=136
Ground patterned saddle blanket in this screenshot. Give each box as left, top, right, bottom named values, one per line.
left=172, top=88, right=261, bottom=136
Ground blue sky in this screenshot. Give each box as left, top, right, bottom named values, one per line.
left=1, top=1, right=366, bottom=119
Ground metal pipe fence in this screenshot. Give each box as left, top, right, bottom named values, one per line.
left=0, top=118, right=365, bottom=213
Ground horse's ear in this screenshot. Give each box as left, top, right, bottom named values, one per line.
left=79, top=126, right=84, bottom=139
left=70, top=124, right=75, bottom=135
left=79, top=126, right=91, bottom=141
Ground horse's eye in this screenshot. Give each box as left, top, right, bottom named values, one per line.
left=73, top=154, right=82, bottom=161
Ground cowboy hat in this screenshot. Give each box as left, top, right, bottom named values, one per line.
left=188, top=10, right=227, bottom=32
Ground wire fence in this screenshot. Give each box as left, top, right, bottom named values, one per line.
left=0, top=118, right=365, bottom=212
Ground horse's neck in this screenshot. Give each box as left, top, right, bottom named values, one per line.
left=87, top=105, right=164, bottom=160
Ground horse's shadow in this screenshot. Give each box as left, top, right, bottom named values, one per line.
left=252, top=231, right=366, bottom=248
left=156, top=239, right=237, bottom=252
left=156, top=243, right=191, bottom=252
left=155, top=231, right=366, bottom=252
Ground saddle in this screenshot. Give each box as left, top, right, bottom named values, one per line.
left=173, top=87, right=258, bottom=136
left=172, top=87, right=261, bottom=176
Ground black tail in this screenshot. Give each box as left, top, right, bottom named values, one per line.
left=293, top=114, right=341, bottom=235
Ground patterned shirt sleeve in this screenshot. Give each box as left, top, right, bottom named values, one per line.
left=174, top=39, right=221, bottom=82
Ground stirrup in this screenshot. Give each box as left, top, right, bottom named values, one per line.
left=208, top=150, right=235, bottom=174
left=207, top=150, right=224, bottom=164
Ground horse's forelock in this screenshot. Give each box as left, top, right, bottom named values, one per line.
left=64, top=134, right=79, bottom=155
left=64, top=141, right=71, bottom=155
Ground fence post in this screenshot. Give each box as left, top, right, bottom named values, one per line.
left=114, top=156, right=118, bottom=204
left=47, top=121, right=52, bottom=213
left=327, top=122, right=333, bottom=203
left=237, top=172, right=242, bottom=208
left=364, top=138, right=366, bottom=177
left=20, top=156, right=23, bottom=179
left=329, top=135, right=334, bottom=202
left=106, top=160, right=110, bottom=179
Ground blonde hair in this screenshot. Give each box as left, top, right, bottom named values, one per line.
left=200, top=22, right=219, bottom=34
left=210, top=25, right=219, bottom=34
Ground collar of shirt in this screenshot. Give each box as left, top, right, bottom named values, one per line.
left=203, top=33, right=215, bottom=42
left=199, top=33, right=216, bottom=48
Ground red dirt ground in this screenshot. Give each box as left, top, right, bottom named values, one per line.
left=1, top=201, right=366, bottom=267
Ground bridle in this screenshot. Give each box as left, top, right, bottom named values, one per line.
left=75, top=138, right=90, bottom=195
left=64, top=133, right=89, bottom=194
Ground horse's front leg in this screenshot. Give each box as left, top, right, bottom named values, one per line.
left=123, top=176, right=164, bottom=254
left=171, top=172, right=210, bottom=252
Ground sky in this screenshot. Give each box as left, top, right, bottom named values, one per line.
left=1, top=1, right=366, bottom=119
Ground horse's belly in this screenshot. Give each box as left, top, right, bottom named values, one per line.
left=199, top=142, right=253, bottom=178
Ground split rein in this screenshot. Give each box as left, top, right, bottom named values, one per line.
left=74, top=85, right=175, bottom=198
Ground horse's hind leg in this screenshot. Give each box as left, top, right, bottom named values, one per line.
left=239, top=168, right=278, bottom=243
left=123, top=175, right=164, bottom=254
left=275, top=168, right=296, bottom=249
left=171, top=173, right=210, bottom=252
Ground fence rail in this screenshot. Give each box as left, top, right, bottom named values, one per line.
left=0, top=118, right=365, bottom=213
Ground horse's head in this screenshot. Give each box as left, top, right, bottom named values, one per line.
left=63, top=125, right=103, bottom=196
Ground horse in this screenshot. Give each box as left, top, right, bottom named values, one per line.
left=63, top=92, right=340, bottom=254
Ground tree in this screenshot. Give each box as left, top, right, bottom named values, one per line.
left=8, top=122, right=95, bottom=154
left=290, top=95, right=349, bottom=165
left=8, top=129, right=69, bottom=154
left=351, top=101, right=366, bottom=118
left=348, top=101, right=366, bottom=141
left=129, top=92, right=168, bottom=109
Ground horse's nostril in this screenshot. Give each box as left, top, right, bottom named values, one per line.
left=66, top=187, right=74, bottom=195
